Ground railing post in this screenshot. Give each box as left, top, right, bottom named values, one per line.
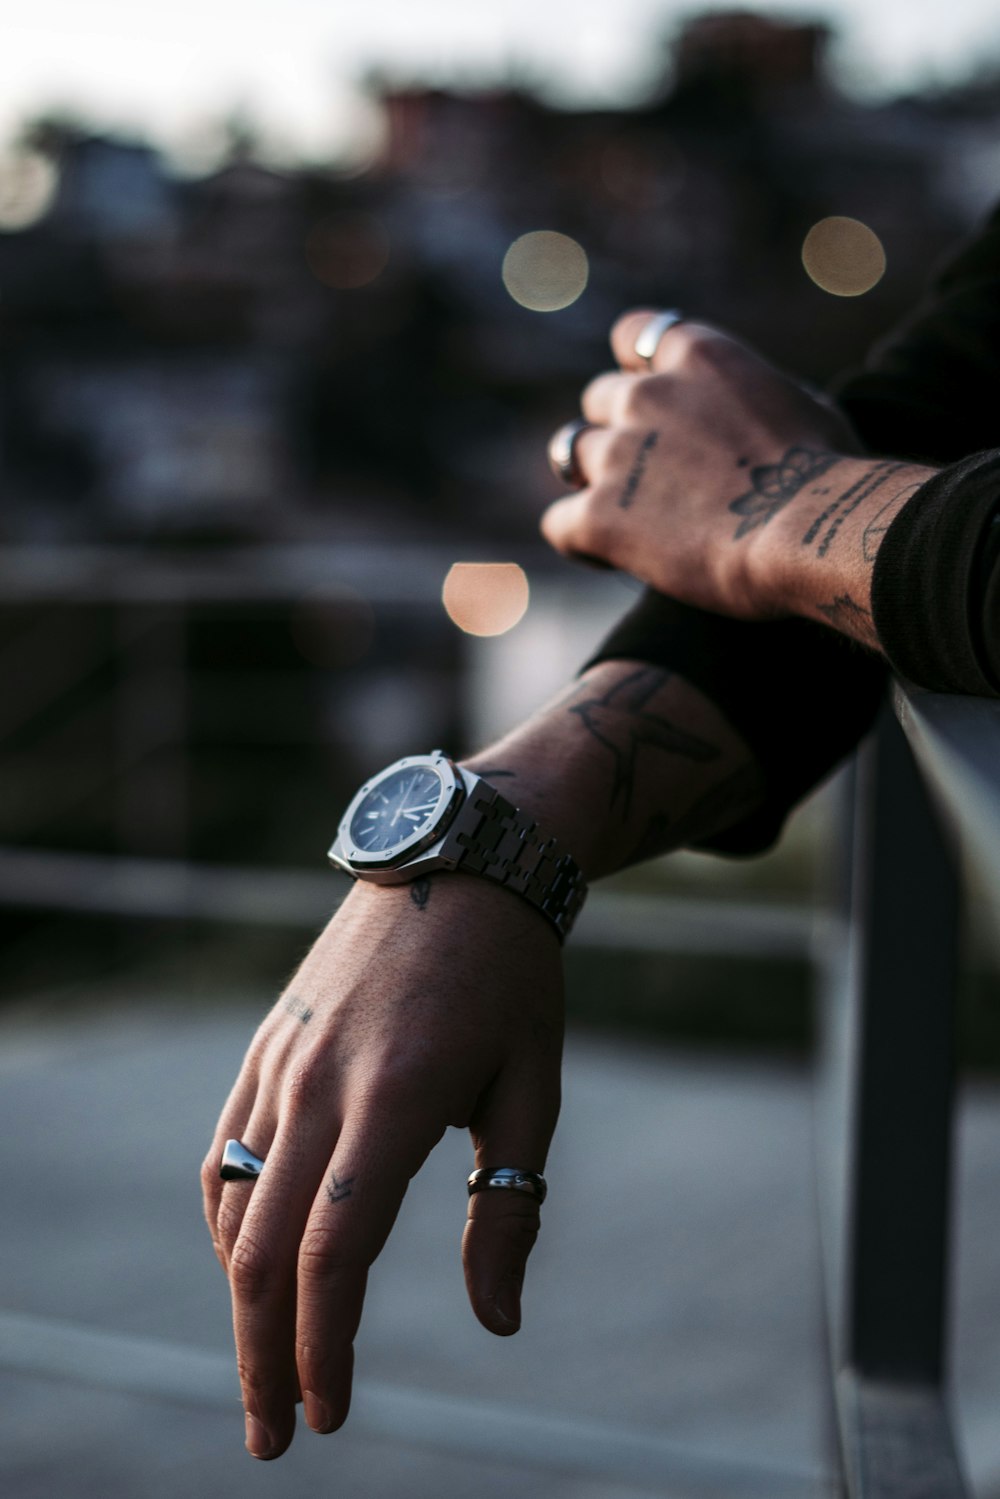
left=832, top=706, right=968, bottom=1496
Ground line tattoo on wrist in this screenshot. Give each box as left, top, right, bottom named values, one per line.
left=568, top=667, right=719, bottom=817
left=801, top=461, right=905, bottom=558
left=861, top=482, right=922, bottom=563
left=730, top=447, right=839, bottom=539
left=617, top=431, right=660, bottom=510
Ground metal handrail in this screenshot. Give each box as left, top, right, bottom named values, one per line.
left=817, top=681, right=1000, bottom=1499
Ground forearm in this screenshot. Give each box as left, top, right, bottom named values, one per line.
left=461, top=658, right=763, bottom=881
left=749, top=454, right=938, bottom=651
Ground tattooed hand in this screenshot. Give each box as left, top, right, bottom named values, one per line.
left=542, top=312, right=937, bottom=648
left=202, top=874, right=563, bottom=1461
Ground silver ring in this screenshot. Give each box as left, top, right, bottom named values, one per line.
left=549, top=419, right=591, bottom=489
left=468, top=1167, right=547, bottom=1204
left=633, top=309, right=684, bottom=367
left=220, top=1138, right=266, bottom=1182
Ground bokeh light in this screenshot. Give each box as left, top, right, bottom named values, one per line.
left=442, top=564, right=530, bottom=637
left=305, top=211, right=390, bottom=290
left=501, top=231, right=589, bottom=312
left=0, top=151, right=58, bottom=230
left=801, top=216, right=886, bottom=297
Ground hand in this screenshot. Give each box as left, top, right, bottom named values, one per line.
left=202, top=875, right=563, bottom=1460
left=542, top=310, right=859, bottom=618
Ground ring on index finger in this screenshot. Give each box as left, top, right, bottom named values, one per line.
left=548, top=419, right=592, bottom=489
left=634, top=309, right=684, bottom=368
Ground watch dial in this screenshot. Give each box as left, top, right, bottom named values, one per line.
left=349, top=766, right=445, bottom=854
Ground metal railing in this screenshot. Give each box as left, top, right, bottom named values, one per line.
left=818, top=683, right=1000, bottom=1499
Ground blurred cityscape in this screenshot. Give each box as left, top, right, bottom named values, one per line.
left=3, top=7, right=1000, bottom=1010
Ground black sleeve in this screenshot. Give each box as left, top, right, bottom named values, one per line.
left=586, top=203, right=1000, bottom=854
left=869, top=452, right=1000, bottom=696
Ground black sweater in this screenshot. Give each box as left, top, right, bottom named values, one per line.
left=587, top=205, right=1000, bottom=853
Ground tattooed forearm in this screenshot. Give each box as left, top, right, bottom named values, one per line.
left=326, top=1171, right=356, bottom=1204
left=622, top=760, right=764, bottom=866
left=618, top=431, right=660, bottom=510
left=730, top=447, right=839, bottom=539
left=284, top=994, right=313, bottom=1025
left=410, top=877, right=431, bottom=910
left=568, top=667, right=719, bottom=817
left=816, top=594, right=880, bottom=649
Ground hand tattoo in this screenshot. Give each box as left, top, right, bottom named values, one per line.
left=326, top=1171, right=356, bottom=1204
left=284, top=994, right=313, bottom=1025
left=410, top=877, right=431, bottom=910
left=617, top=431, right=660, bottom=510
left=730, top=447, right=839, bottom=539
left=569, top=668, right=719, bottom=817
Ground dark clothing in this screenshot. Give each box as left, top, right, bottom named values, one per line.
left=587, top=205, right=1000, bottom=853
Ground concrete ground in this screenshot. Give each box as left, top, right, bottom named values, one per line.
left=2, top=995, right=1000, bottom=1499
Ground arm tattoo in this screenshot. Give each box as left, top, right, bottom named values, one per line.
left=801, top=461, right=905, bottom=558
left=569, top=667, right=719, bottom=817
left=861, top=483, right=922, bottom=563
left=730, top=447, right=839, bottom=539
left=326, top=1171, right=356, bottom=1204
left=410, top=877, right=431, bottom=910
left=816, top=594, right=880, bottom=649
left=617, top=431, right=660, bottom=510
left=284, top=994, right=313, bottom=1025
left=623, top=761, right=764, bottom=865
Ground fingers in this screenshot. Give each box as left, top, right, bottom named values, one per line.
left=610, top=308, right=722, bottom=374
left=294, top=1100, right=444, bottom=1437
left=228, top=1114, right=336, bottom=1459
left=462, top=1055, right=560, bottom=1337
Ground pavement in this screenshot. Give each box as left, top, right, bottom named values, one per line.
left=3, top=993, right=1000, bottom=1499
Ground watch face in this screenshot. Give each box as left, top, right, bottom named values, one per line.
left=348, top=764, right=446, bottom=855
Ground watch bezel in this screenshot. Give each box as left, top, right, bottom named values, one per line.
left=330, top=752, right=465, bottom=872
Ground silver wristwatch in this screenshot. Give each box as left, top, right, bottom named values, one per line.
left=328, top=750, right=587, bottom=941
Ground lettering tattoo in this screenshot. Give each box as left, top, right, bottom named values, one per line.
left=326, top=1171, right=356, bottom=1204
left=617, top=431, right=660, bottom=510
left=284, top=994, right=313, bottom=1025
left=410, top=877, right=431, bottom=910
left=569, top=667, right=719, bottom=818
left=801, top=461, right=905, bottom=559
left=730, top=447, right=839, bottom=539
left=817, top=594, right=880, bottom=649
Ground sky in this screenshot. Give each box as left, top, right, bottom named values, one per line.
left=4, top=0, right=1000, bottom=168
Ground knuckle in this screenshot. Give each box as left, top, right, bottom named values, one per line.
left=298, top=1231, right=361, bottom=1284
left=229, top=1233, right=278, bottom=1302
left=283, top=1055, right=327, bottom=1111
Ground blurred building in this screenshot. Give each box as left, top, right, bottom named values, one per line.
left=0, top=7, right=998, bottom=967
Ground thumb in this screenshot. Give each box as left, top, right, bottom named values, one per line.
left=461, top=1064, right=559, bottom=1337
